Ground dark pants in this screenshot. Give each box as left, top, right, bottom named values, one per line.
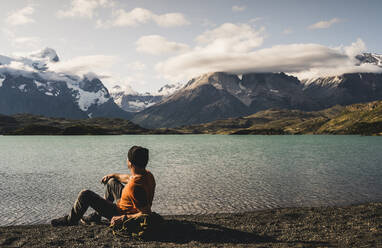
left=67, top=178, right=125, bottom=223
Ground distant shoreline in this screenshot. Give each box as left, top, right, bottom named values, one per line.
left=1, top=202, right=381, bottom=247
left=1, top=100, right=382, bottom=135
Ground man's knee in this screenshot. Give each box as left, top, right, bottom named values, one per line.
left=106, top=178, right=119, bottom=187
left=105, top=178, right=123, bottom=200
left=78, top=189, right=94, bottom=199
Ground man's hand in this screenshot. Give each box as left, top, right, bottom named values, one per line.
left=102, top=173, right=130, bottom=184
left=101, top=174, right=114, bottom=184
left=110, top=215, right=126, bottom=227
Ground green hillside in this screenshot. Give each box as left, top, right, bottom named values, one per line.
left=175, top=101, right=382, bottom=135
left=316, top=101, right=382, bottom=135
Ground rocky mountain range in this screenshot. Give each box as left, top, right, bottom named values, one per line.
left=132, top=72, right=308, bottom=128
left=132, top=53, right=382, bottom=128
left=355, top=53, right=382, bottom=66
left=0, top=48, right=381, bottom=129
left=0, top=48, right=131, bottom=119
left=302, top=73, right=382, bottom=109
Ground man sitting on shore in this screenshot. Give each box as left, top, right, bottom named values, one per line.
left=51, top=146, right=156, bottom=227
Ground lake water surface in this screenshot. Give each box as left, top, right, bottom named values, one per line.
left=1, top=135, right=381, bottom=226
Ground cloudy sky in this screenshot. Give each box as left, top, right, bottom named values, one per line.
left=1, top=0, right=381, bottom=93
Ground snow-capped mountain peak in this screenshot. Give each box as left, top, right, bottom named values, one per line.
left=355, top=53, right=382, bottom=67
left=28, top=47, right=60, bottom=63
left=156, top=83, right=184, bottom=96
left=110, top=84, right=138, bottom=95
left=0, top=48, right=60, bottom=72
left=0, top=48, right=130, bottom=119
left=301, top=75, right=344, bottom=87
left=110, top=84, right=139, bottom=107
left=300, top=53, right=382, bottom=88
left=110, top=83, right=184, bottom=112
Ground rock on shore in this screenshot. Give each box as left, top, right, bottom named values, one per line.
left=0, top=202, right=381, bottom=248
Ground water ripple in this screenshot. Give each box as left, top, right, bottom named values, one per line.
left=0, top=135, right=382, bottom=225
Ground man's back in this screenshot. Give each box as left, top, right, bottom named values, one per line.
left=117, top=170, right=156, bottom=214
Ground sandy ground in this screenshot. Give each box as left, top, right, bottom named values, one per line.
left=0, top=202, right=381, bottom=248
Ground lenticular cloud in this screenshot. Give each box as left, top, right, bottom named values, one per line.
left=156, top=23, right=382, bottom=82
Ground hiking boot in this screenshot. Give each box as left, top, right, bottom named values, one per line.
left=80, top=212, right=101, bottom=225
left=51, top=215, right=78, bottom=227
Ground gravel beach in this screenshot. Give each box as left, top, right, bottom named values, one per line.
left=0, top=202, right=381, bottom=248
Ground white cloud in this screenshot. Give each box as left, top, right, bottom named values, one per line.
left=2, top=61, right=35, bottom=72
left=232, top=5, right=246, bottom=12
left=108, top=83, right=138, bottom=95
left=293, top=63, right=382, bottom=80
left=136, top=35, right=189, bottom=55
left=195, top=23, right=265, bottom=53
left=125, top=74, right=147, bottom=86
left=343, top=38, right=366, bottom=58
left=249, top=17, right=263, bottom=23
left=282, top=28, right=293, bottom=35
left=97, top=7, right=189, bottom=28
left=13, top=36, right=42, bottom=48
left=293, top=38, right=377, bottom=79
left=153, top=13, right=190, bottom=27
left=48, top=55, right=118, bottom=78
left=0, top=62, right=35, bottom=78
left=127, top=61, right=146, bottom=71
left=6, top=6, right=35, bottom=26
left=156, top=43, right=346, bottom=81
left=2, top=28, right=42, bottom=50
left=155, top=24, right=381, bottom=82
left=308, top=18, right=341, bottom=29
left=103, top=73, right=147, bottom=91
left=57, top=0, right=114, bottom=19
left=110, top=8, right=152, bottom=26
left=201, top=18, right=216, bottom=28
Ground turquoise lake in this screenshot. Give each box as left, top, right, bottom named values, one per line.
left=0, top=135, right=381, bottom=226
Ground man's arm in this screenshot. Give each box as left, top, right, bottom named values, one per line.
left=102, top=173, right=130, bottom=184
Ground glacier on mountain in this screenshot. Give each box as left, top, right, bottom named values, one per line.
left=0, top=77, right=4, bottom=88
left=0, top=48, right=130, bottom=119
left=65, top=81, right=109, bottom=111
left=0, top=48, right=108, bottom=112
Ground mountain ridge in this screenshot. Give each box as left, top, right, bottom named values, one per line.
left=110, top=83, right=183, bottom=112
left=1, top=49, right=382, bottom=127
left=132, top=69, right=382, bottom=128
left=0, top=48, right=132, bottom=120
